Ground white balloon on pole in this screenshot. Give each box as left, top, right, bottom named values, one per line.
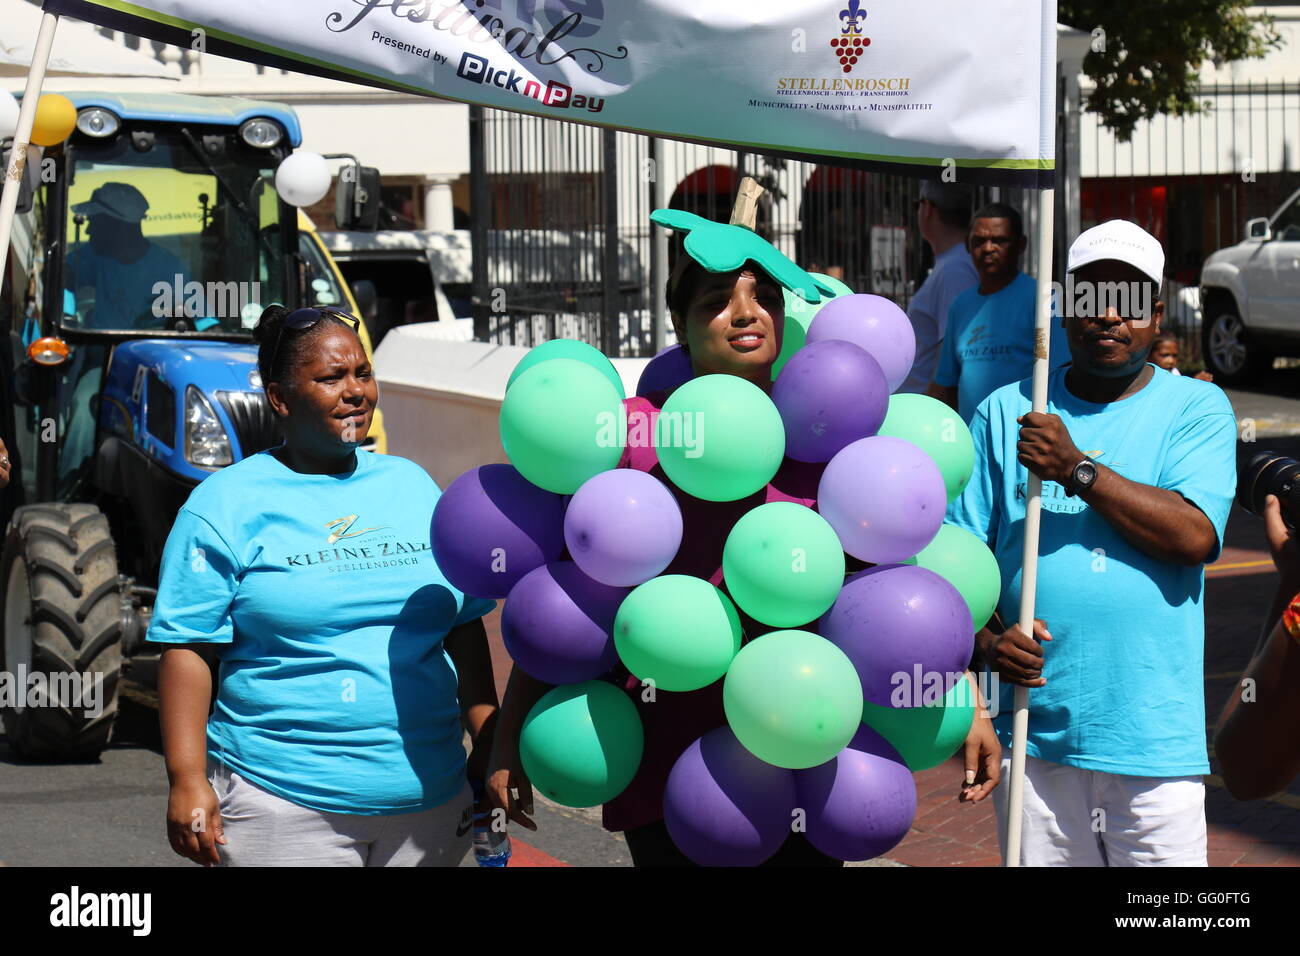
left=274, top=151, right=331, bottom=207
left=0, top=91, right=20, bottom=141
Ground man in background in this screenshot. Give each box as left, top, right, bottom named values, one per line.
left=899, top=181, right=977, bottom=394
left=928, top=202, right=1069, bottom=423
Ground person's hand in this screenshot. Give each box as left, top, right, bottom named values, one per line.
left=978, top=618, right=1052, bottom=687
left=1264, top=494, right=1300, bottom=584
left=1015, top=412, right=1084, bottom=486
left=1195, top=370, right=1214, bottom=382
left=166, top=776, right=225, bottom=866
left=960, top=712, right=1001, bottom=803
left=486, top=746, right=536, bottom=832
left=0, top=437, right=10, bottom=490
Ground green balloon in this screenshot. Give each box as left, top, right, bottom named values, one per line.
left=519, top=680, right=644, bottom=808
left=902, top=523, right=1003, bottom=631
left=722, top=502, right=845, bottom=627
left=723, top=629, right=863, bottom=769
left=655, top=374, right=785, bottom=502
left=499, top=358, right=625, bottom=494
left=507, top=338, right=626, bottom=398
left=614, top=575, right=742, bottom=692
left=860, top=677, right=977, bottom=771
left=772, top=272, right=852, bottom=380
left=876, top=393, right=975, bottom=502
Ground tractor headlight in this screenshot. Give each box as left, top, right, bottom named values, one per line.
left=239, top=118, right=283, bottom=149
left=185, top=386, right=233, bottom=467
left=76, top=108, right=120, bottom=139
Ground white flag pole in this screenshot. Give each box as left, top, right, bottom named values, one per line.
left=1003, top=0, right=1059, bottom=869
left=1004, top=188, right=1055, bottom=867
left=0, top=10, right=61, bottom=286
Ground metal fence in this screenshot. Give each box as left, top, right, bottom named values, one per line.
left=469, top=77, right=1299, bottom=366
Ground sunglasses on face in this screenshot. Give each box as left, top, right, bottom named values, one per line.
left=268, top=307, right=362, bottom=381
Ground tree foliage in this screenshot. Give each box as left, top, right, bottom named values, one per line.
left=1059, top=1, right=1283, bottom=140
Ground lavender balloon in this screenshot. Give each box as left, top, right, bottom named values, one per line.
left=794, top=724, right=917, bottom=861
left=772, top=339, right=889, bottom=462
left=819, top=563, right=974, bottom=706
left=565, top=470, right=683, bottom=587
left=818, top=435, right=945, bottom=563
left=805, top=294, right=916, bottom=393
left=500, top=562, right=628, bottom=684
left=636, top=343, right=693, bottom=397
left=664, top=726, right=798, bottom=867
left=432, top=464, right=566, bottom=599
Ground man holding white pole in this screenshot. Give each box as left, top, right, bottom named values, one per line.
left=949, top=220, right=1237, bottom=866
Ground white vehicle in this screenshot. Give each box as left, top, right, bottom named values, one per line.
left=1200, top=187, right=1300, bottom=384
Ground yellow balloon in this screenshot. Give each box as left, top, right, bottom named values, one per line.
left=30, top=94, right=76, bottom=147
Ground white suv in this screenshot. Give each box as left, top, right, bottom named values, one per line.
left=1201, top=186, right=1300, bottom=385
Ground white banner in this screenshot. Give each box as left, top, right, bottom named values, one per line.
left=48, top=0, right=1056, bottom=186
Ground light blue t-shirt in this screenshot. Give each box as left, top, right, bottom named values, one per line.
left=148, top=448, right=496, bottom=814
left=901, top=242, right=979, bottom=394
left=934, top=271, right=1070, bottom=423
left=947, top=364, right=1237, bottom=777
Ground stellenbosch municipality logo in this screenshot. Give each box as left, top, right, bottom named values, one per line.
left=770, top=0, right=917, bottom=108
left=830, top=0, right=871, bottom=74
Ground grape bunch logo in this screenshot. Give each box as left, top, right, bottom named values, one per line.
left=831, top=0, right=871, bottom=74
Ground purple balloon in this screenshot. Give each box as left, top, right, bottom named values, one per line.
left=664, top=726, right=797, bottom=867
left=432, top=464, right=566, bottom=599
left=565, top=470, right=683, bottom=587
left=794, top=725, right=917, bottom=861
left=636, top=344, right=693, bottom=397
left=819, top=563, right=974, bottom=706
left=805, top=294, right=916, bottom=393
left=772, top=339, right=889, bottom=462
left=817, top=435, right=945, bottom=562
left=500, top=561, right=628, bottom=684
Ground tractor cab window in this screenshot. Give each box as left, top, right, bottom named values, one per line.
left=63, top=128, right=288, bottom=333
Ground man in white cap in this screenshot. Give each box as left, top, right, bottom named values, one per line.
left=947, top=219, right=1237, bottom=866
left=898, top=180, right=978, bottom=394
left=65, top=181, right=187, bottom=329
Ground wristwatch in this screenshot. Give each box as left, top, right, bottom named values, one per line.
left=1064, top=456, right=1098, bottom=497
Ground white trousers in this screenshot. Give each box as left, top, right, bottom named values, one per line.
left=992, top=755, right=1207, bottom=867
left=207, top=758, right=473, bottom=867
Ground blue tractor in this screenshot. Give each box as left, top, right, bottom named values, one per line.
left=0, top=92, right=386, bottom=759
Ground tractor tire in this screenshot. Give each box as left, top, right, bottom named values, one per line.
left=0, top=503, right=123, bottom=761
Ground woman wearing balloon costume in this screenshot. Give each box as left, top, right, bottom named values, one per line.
left=443, top=183, right=1002, bottom=866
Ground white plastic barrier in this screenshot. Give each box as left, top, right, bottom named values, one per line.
left=373, top=322, right=652, bottom=488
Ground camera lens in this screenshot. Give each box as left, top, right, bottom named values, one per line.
left=1239, top=451, right=1300, bottom=524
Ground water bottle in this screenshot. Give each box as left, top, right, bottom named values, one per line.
left=470, top=779, right=511, bottom=867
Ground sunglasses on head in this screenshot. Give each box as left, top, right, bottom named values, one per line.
left=268, top=306, right=361, bottom=381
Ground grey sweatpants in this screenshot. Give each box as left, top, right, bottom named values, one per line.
left=207, top=758, right=473, bottom=867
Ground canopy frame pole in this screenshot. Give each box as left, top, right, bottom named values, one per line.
left=1004, top=185, right=1055, bottom=867
left=0, top=11, right=61, bottom=286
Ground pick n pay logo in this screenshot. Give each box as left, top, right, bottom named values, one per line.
left=457, top=53, right=605, bottom=112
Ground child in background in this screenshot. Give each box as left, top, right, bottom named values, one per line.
left=1151, top=332, right=1213, bottom=381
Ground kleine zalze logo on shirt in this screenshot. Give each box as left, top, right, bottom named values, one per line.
left=966, top=324, right=989, bottom=345
left=326, top=514, right=386, bottom=544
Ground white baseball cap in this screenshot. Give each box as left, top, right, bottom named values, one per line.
left=1067, top=220, right=1165, bottom=286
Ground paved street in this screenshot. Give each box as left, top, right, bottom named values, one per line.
left=4, top=375, right=1300, bottom=867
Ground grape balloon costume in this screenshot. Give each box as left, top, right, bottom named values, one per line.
left=433, top=202, right=999, bottom=865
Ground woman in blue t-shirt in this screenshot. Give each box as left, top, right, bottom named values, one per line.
left=152, top=305, right=499, bottom=867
